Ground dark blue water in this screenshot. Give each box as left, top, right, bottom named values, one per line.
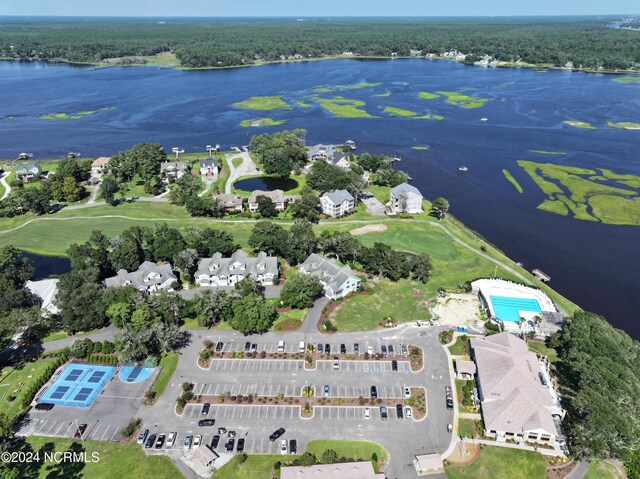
left=22, top=252, right=71, bottom=279
left=234, top=176, right=299, bottom=192
left=1, top=59, right=639, bottom=337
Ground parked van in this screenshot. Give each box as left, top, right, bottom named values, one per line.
left=277, top=340, right=285, bottom=352
left=298, top=341, right=305, bottom=353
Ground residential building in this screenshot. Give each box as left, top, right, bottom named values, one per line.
left=320, top=189, right=355, bottom=217
left=104, top=261, right=177, bottom=293
left=389, top=182, right=423, bottom=214
left=413, top=454, right=444, bottom=476
left=15, top=163, right=41, bottom=181
left=281, top=461, right=384, bottom=479
left=91, top=157, right=110, bottom=175
left=455, top=359, right=476, bottom=380
left=308, top=144, right=350, bottom=169
left=248, top=189, right=286, bottom=212
left=470, top=332, right=564, bottom=445
left=213, top=193, right=243, bottom=211
left=199, top=158, right=220, bottom=180
left=298, top=254, right=361, bottom=300
left=24, top=279, right=59, bottom=315
left=160, top=161, right=188, bottom=178
left=196, top=250, right=278, bottom=286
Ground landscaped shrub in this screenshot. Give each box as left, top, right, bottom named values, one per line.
left=121, top=417, right=141, bottom=438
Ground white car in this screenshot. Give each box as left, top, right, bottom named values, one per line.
left=333, top=358, right=340, bottom=370
left=405, top=406, right=413, bottom=419
left=166, top=432, right=177, bottom=448
left=363, top=407, right=370, bottom=419
left=280, top=439, right=288, bottom=455
left=193, top=435, right=201, bottom=448
left=367, top=345, right=374, bottom=355
left=404, top=386, right=411, bottom=398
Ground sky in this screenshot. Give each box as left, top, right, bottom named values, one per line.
left=0, top=0, right=638, bottom=17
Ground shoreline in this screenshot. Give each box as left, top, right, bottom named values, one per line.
left=1, top=55, right=638, bottom=76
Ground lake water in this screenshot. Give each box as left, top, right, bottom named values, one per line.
left=234, top=176, right=299, bottom=192
left=1, top=59, right=639, bottom=337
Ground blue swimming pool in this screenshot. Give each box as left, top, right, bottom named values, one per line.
left=489, top=295, right=542, bottom=323
left=119, top=366, right=154, bottom=383
left=38, top=364, right=115, bottom=408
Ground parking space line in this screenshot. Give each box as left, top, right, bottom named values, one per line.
left=110, top=428, right=119, bottom=442
left=99, top=425, right=111, bottom=440
left=62, top=423, right=74, bottom=437
left=44, top=421, right=58, bottom=435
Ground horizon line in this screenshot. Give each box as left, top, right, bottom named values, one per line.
left=0, top=14, right=637, bottom=19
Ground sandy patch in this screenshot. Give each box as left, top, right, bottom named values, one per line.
left=350, top=224, right=388, bottom=235
left=430, top=293, right=481, bottom=326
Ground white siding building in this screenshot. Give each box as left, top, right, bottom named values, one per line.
left=104, top=262, right=177, bottom=293
left=299, top=254, right=361, bottom=300
left=389, top=183, right=423, bottom=214
left=196, top=250, right=278, bottom=286
left=320, top=190, right=355, bottom=217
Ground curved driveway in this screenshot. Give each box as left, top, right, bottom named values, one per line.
left=0, top=171, right=11, bottom=200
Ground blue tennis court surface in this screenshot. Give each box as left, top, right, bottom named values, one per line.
left=489, top=295, right=542, bottom=323
left=119, top=366, right=154, bottom=383
left=38, top=364, right=115, bottom=407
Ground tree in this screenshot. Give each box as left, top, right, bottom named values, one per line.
left=249, top=221, right=288, bottom=257
left=256, top=195, right=278, bottom=218
left=174, top=248, right=199, bottom=282
left=2, top=307, right=47, bottom=345
left=280, top=274, right=324, bottom=308
left=169, top=173, right=202, bottom=205
left=55, top=157, right=85, bottom=181
left=0, top=245, right=34, bottom=285
left=286, top=219, right=316, bottom=265
left=109, top=142, right=165, bottom=182
left=23, top=187, right=50, bottom=215
left=106, top=302, right=134, bottom=328
left=371, top=168, right=409, bottom=187
left=109, top=235, right=144, bottom=272
left=321, top=449, right=339, bottom=464
left=185, top=228, right=238, bottom=257
left=192, top=290, right=233, bottom=327
left=56, top=269, right=107, bottom=334
left=288, top=186, right=321, bottom=223
left=626, top=450, right=640, bottom=479
left=318, top=231, right=363, bottom=264
left=410, top=254, right=432, bottom=283
left=61, top=176, right=85, bottom=202
left=67, top=231, right=113, bottom=278
left=307, top=161, right=359, bottom=192
left=234, top=277, right=263, bottom=298
left=148, top=224, right=186, bottom=262
left=361, top=242, right=411, bottom=281
left=230, top=295, right=277, bottom=334
left=356, top=153, right=385, bottom=172
left=430, top=197, right=450, bottom=220
left=249, top=129, right=307, bottom=177
left=298, top=452, right=318, bottom=467
left=100, top=176, right=119, bottom=205
left=0, top=411, right=12, bottom=440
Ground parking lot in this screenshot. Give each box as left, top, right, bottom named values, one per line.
left=206, top=358, right=411, bottom=374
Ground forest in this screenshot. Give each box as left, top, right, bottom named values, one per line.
left=0, top=16, right=638, bottom=70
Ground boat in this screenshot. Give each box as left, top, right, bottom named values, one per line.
left=458, top=166, right=469, bottom=173
left=345, top=140, right=357, bottom=150
left=480, top=118, right=489, bottom=122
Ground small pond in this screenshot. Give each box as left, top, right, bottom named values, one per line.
left=23, top=252, right=72, bottom=279
left=233, top=176, right=298, bottom=192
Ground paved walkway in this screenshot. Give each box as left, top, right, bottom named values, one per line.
left=565, top=460, right=589, bottom=479
left=225, top=152, right=259, bottom=194
left=0, top=171, right=11, bottom=200
left=299, top=296, right=330, bottom=333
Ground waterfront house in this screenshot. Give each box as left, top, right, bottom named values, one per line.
left=308, top=144, right=350, bottom=169
left=320, top=189, right=355, bottom=217
left=248, top=189, right=286, bottom=212
left=195, top=250, right=278, bottom=286
left=471, top=332, right=564, bottom=445
left=199, top=158, right=220, bottom=180
left=298, top=254, right=361, bottom=300
left=15, top=163, right=41, bottom=181
left=389, top=182, right=423, bottom=214
left=160, top=161, right=188, bottom=179
left=104, top=261, right=177, bottom=293
left=91, top=157, right=110, bottom=175
left=213, top=193, right=244, bottom=211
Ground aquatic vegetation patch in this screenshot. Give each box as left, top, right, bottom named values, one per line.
left=417, top=114, right=444, bottom=120
left=36, top=107, right=117, bottom=121
left=418, top=91, right=440, bottom=100
left=518, top=160, right=640, bottom=225
left=502, top=169, right=523, bottom=193
left=312, top=86, right=334, bottom=93
left=529, top=150, right=566, bottom=155
left=335, top=82, right=380, bottom=89
left=411, top=146, right=430, bottom=151
left=374, top=92, right=391, bottom=97
left=563, top=120, right=596, bottom=130
left=436, top=91, right=491, bottom=109
left=384, top=106, right=418, bottom=117
left=612, top=77, right=640, bottom=83
left=607, top=121, right=640, bottom=130
left=233, top=96, right=292, bottom=111
left=312, top=96, right=373, bottom=118
left=293, top=100, right=312, bottom=108
left=239, top=118, right=288, bottom=128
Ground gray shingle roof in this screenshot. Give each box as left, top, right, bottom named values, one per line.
left=390, top=182, right=422, bottom=197
left=299, top=254, right=359, bottom=293
left=308, top=144, right=347, bottom=165
left=249, top=189, right=285, bottom=204
left=160, top=161, right=188, bottom=171
left=104, top=261, right=177, bottom=290
left=322, top=189, right=354, bottom=205
left=200, top=158, right=219, bottom=168
left=196, top=250, right=278, bottom=279
left=15, top=163, right=40, bottom=174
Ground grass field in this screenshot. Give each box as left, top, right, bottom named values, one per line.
left=584, top=460, right=626, bottom=479
left=0, top=358, right=56, bottom=420
left=445, top=446, right=546, bottom=479
left=305, top=439, right=388, bottom=462
left=4, top=436, right=181, bottom=479
left=527, top=341, right=559, bottom=362
left=449, top=337, right=470, bottom=356
left=458, top=418, right=477, bottom=438
left=150, top=351, right=179, bottom=398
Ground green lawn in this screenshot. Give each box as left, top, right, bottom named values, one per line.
left=445, top=446, right=546, bottom=479
left=305, top=439, right=388, bottom=462
left=4, top=436, right=181, bottom=479
left=449, top=337, right=470, bottom=356
left=527, top=341, right=559, bottom=362
left=0, top=358, right=56, bottom=420
left=150, top=351, right=179, bottom=398
left=584, top=460, right=626, bottom=479
left=458, top=418, right=477, bottom=438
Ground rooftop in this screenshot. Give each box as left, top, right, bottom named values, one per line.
left=322, top=189, right=354, bottom=205
left=390, top=182, right=422, bottom=197
left=281, top=461, right=384, bottom=479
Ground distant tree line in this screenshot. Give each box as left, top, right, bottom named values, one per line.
left=0, top=17, right=638, bottom=70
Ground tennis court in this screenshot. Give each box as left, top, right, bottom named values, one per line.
left=38, top=364, right=116, bottom=408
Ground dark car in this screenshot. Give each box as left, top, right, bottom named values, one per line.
left=210, top=435, right=220, bottom=449
left=198, top=419, right=215, bottom=427
left=446, top=398, right=454, bottom=410
left=401, top=344, right=408, bottom=355
left=155, top=434, right=166, bottom=449
left=391, top=360, right=398, bottom=371
left=215, top=342, right=224, bottom=352
left=388, top=345, right=394, bottom=355
left=251, top=343, right=257, bottom=352
left=354, top=343, right=360, bottom=355
left=289, top=439, right=297, bottom=454
left=340, top=344, right=346, bottom=354
left=381, top=345, right=388, bottom=356
left=35, top=402, right=55, bottom=411
left=225, top=438, right=235, bottom=452
left=244, top=341, right=251, bottom=352
left=317, top=343, right=324, bottom=354
left=73, top=424, right=87, bottom=439
left=201, top=403, right=210, bottom=416
left=237, top=438, right=245, bottom=453
left=269, top=427, right=286, bottom=442
left=144, top=434, right=157, bottom=449
left=396, top=404, right=404, bottom=419
left=370, top=385, right=378, bottom=399
left=325, top=344, right=331, bottom=354
left=380, top=406, right=388, bottom=420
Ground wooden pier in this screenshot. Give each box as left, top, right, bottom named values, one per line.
left=532, top=269, right=551, bottom=282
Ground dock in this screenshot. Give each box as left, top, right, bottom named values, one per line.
left=532, top=269, right=551, bottom=282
